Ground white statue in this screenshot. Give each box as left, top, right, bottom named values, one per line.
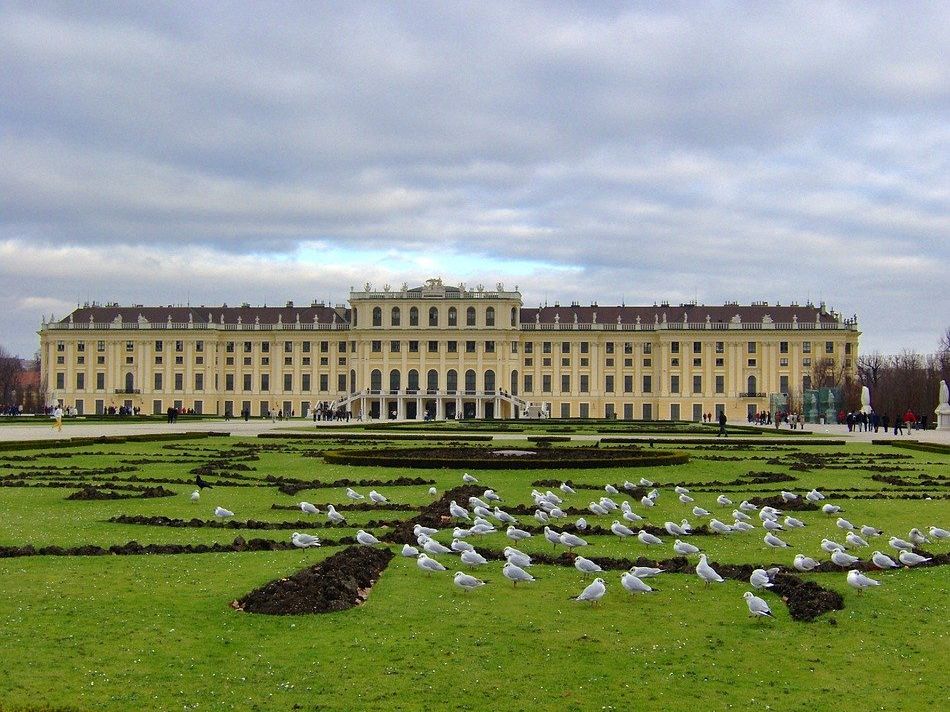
left=940, top=380, right=949, bottom=407
left=936, top=380, right=950, bottom=432
left=860, top=385, right=871, bottom=414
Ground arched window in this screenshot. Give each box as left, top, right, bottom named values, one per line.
left=510, top=369, right=518, bottom=396
left=350, top=369, right=357, bottom=394
left=484, top=369, right=495, bottom=392
left=466, top=306, right=476, bottom=326
left=391, top=307, right=400, bottom=326
left=448, top=306, right=457, bottom=326
left=370, top=369, right=382, bottom=391
left=486, top=307, right=495, bottom=326
left=409, top=306, right=419, bottom=326
left=427, top=369, right=439, bottom=392
left=372, top=307, right=382, bottom=327
left=747, top=375, right=757, bottom=395
left=407, top=369, right=419, bottom=392
left=125, top=372, right=134, bottom=392
left=428, top=307, right=439, bottom=327
left=465, top=369, right=476, bottom=393
left=389, top=369, right=401, bottom=392
left=447, top=369, right=458, bottom=393
left=510, top=307, right=517, bottom=327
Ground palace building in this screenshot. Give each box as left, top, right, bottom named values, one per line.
left=39, top=278, right=859, bottom=421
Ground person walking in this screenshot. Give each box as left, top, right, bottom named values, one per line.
left=52, top=405, right=63, bottom=432
left=717, top=410, right=728, bottom=437
left=903, top=409, right=915, bottom=435
left=894, top=415, right=903, bottom=435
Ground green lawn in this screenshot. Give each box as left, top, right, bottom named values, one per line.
left=0, top=436, right=947, bottom=711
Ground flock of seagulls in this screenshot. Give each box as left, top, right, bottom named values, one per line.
left=197, top=469, right=946, bottom=618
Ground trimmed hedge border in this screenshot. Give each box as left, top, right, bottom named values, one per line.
left=526, top=435, right=571, bottom=443
left=257, top=432, right=492, bottom=442
left=599, top=437, right=846, bottom=446
left=0, top=431, right=229, bottom=452
left=873, top=440, right=950, bottom=456
left=322, top=446, right=688, bottom=469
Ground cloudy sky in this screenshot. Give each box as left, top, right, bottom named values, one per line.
left=2, top=1, right=947, bottom=358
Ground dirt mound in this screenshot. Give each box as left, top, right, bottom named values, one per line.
left=234, top=545, right=394, bottom=615
left=383, top=485, right=485, bottom=544
left=771, top=573, right=844, bottom=621
left=748, top=494, right=818, bottom=511
left=66, top=485, right=177, bottom=500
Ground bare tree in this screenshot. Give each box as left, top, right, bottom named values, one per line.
left=0, top=345, right=23, bottom=407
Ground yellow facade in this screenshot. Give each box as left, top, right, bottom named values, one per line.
left=39, top=279, right=859, bottom=421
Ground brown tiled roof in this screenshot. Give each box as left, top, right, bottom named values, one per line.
left=519, top=304, right=838, bottom=325
left=58, top=305, right=348, bottom=325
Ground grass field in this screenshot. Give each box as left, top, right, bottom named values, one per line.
left=0, top=433, right=947, bottom=711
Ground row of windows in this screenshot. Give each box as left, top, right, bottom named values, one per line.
left=368, top=339, right=502, bottom=354
left=368, top=369, right=500, bottom=393
left=363, top=305, right=516, bottom=328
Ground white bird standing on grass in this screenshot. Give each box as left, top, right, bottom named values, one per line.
left=560, top=532, right=589, bottom=550
left=743, top=591, right=774, bottom=619
left=717, top=495, right=733, bottom=507
left=560, top=482, right=576, bottom=495
left=423, top=538, right=452, bottom=555
left=417, top=553, right=446, bottom=575
left=451, top=538, right=474, bottom=553
left=291, top=532, right=320, bottom=548
left=214, top=507, right=233, bottom=518
left=503, top=562, right=535, bottom=587
left=573, top=578, right=606, bottom=605
left=637, top=531, right=663, bottom=546
left=345, top=487, right=364, bottom=500
left=449, top=501, right=471, bottom=520
left=356, top=530, right=381, bottom=546
left=750, top=569, right=773, bottom=589
left=674, top=539, right=700, bottom=556
left=621, top=572, right=655, bottom=594
left=898, top=550, right=932, bottom=567
left=428, top=487, right=438, bottom=496
left=822, top=503, right=843, bottom=515
left=831, top=549, right=859, bottom=567
left=871, top=551, right=899, bottom=569
left=611, top=521, right=636, bottom=538
left=929, top=526, right=949, bottom=539
left=696, top=554, right=724, bottom=585
left=401, top=544, right=419, bottom=557
left=793, top=554, right=820, bottom=571
left=300, top=501, right=319, bottom=515
left=845, top=532, right=868, bottom=548
left=369, top=490, right=388, bottom=504
left=504, top=547, right=532, bottom=568
left=461, top=549, right=488, bottom=567
left=506, top=525, right=532, bottom=541
left=190, top=490, right=200, bottom=502
left=453, top=571, right=486, bottom=592
left=326, top=505, right=345, bottom=524
left=631, top=566, right=664, bottom=578
left=462, top=473, right=478, bottom=484
left=574, top=556, right=603, bottom=577
left=847, top=569, right=880, bottom=592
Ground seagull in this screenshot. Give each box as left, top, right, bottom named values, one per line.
left=462, top=473, right=478, bottom=484
left=781, top=491, right=799, bottom=502
left=345, top=487, right=364, bottom=500
left=326, top=505, right=345, bottom=524
left=600, top=497, right=619, bottom=511
left=762, top=519, right=784, bottom=532
left=822, top=503, right=843, bottom=515
left=623, top=481, right=637, bottom=491
left=860, top=524, right=883, bottom=538
left=759, top=508, right=780, bottom=522
left=888, top=536, right=914, bottom=552
left=473, top=506, right=493, bottom=519
left=560, top=532, right=589, bottom=550
left=930, top=526, right=950, bottom=539
left=847, top=569, right=880, bottom=592
left=493, top=507, right=517, bottom=525
left=213, top=506, right=233, bottom=518
left=739, top=500, right=758, bottom=512
left=830, top=549, right=859, bottom=567
left=647, top=489, right=659, bottom=501
left=544, top=526, right=562, bottom=548
left=733, top=510, right=752, bottom=523
left=717, top=495, right=733, bottom=507
left=871, top=551, right=899, bottom=569
left=291, top=532, right=320, bottom=548
left=401, top=544, right=419, bottom=557
left=898, top=550, right=932, bottom=567
left=574, top=556, right=603, bottom=577
left=506, top=525, right=532, bottom=541
left=696, top=554, right=724, bottom=585
left=845, top=532, right=868, bottom=548
left=623, top=510, right=644, bottom=524
left=605, top=484, right=619, bottom=495
left=195, top=474, right=213, bottom=490
left=836, top=517, right=855, bottom=531
left=451, top=538, right=474, bottom=553
left=190, top=490, right=200, bottom=502
left=665, top=521, right=688, bottom=536
left=679, top=494, right=695, bottom=504
left=637, top=531, right=663, bottom=546
left=710, top=519, right=734, bottom=534
left=621, top=572, right=655, bottom=593
left=417, top=553, right=446, bottom=575
left=764, top=533, right=789, bottom=548
left=806, top=489, right=825, bottom=502
left=423, top=538, right=452, bottom=555
left=484, top=489, right=502, bottom=502
left=640, top=496, right=655, bottom=508
left=908, top=528, right=929, bottom=545
left=534, top=510, right=550, bottom=524
left=560, top=482, right=576, bottom=495
left=461, top=549, right=488, bottom=567
left=630, top=566, right=664, bottom=578
left=300, top=501, right=319, bottom=515
left=674, top=539, right=700, bottom=556
left=743, top=591, right=774, bottom=619
left=449, top=501, right=471, bottom=520
left=503, top=562, right=535, bottom=586
left=356, top=530, right=380, bottom=546
left=820, top=538, right=845, bottom=553
left=470, top=496, right=491, bottom=510
left=611, top=521, right=636, bottom=538
left=428, top=487, right=438, bottom=496
left=504, top=546, right=532, bottom=568
left=369, top=490, right=388, bottom=504
left=414, top=524, right=438, bottom=537
left=674, top=486, right=689, bottom=495
left=793, top=554, right=820, bottom=571
left=453, top=571, right=486, bottom=592
left=732, top=521, right=755, bottom=532
left=573, top=578, right=606, bottom=605
left=589, top=502, right=609, bottom=516
left=575, top=517, right=588, bottom=530
left=639, top=478, right=653, bottom=487
left=692, top=506, right=710, bottom=518
left=784, top=516, right=805, bottom=528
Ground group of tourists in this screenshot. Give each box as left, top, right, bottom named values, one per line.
left=842, top=409, right=926, bottom=434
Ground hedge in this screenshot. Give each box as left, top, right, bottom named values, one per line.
left=0, top=431, right=229, bottom=452
left=873, top=440, right=950, bottom=456
left=257, top=432, right=492, bottom=442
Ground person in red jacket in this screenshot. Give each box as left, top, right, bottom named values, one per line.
left=903, top=409, right=916, bottom=434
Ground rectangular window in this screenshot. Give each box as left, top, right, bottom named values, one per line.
left=625, top=342, right=634, bottom=354
left=283, top=357, right=292, bottom=366
left=579, top=402, right=589, bottom=418
left=428, top=341, right=439, bottom=353
left=561, top=374, right=570, bottom=393
left=542, top=357, right=551, bottom=366
left=542, top=374, right=552, bottom=393
left=226, top=341, right=235, bottom=353
left=580, top=358, right=588, bottom=367
left=670, top=403, right=680, bottom=421
left=671, top=358, right=679, bottom=367
left=580, top=375, right=589, bottom=393
left=77, top=356, right=85, bottom=365
left=715, top=341, right=724, bottom=354
left=447, top=340, right=457, bottom=353
left=174, top=340, right=183, bottom=352
left=542, top=342, right=551, bottom=354
left=561, top=342, right=570, bottom=354
left=642, top=403, right=652, bottom=420
left=154, top=340, right=163, bottom=352
left=748, top=341, right=756, bottom=354
left=155, top=373, right=163, bottom=390
left=338, top=374, right=346, bottom=391
left=320, top=341, right=329, bottom=353
left=390, top=340, right=400, bottom=353
left=715, top=358, right=724, bottom=367
left=511, top=342, right=518, bottom=354
left=96, top=372, right=105, bottom=389
left=780, top=375, right=789, bottom=394
left=803, top=357, right=811, bottom=367
left=625, top=358, right=634, bottom=367
left=642, top=343, right=651, bottom=355
left=174, top=373, right=183, bottom=390
left=780, top=357, right=789, bottom=367
left=524, top=342, right=533, bottom=354
left=670, top=375, right=680, bottom=393
left=260, top=357, right=269, bottom=366
left=671, top=341, right=680, bottom=354
left=195, top=373, right=204, bottom=391
left=243, top=374, right=252, bottom=391
left=225, top=374, right=234, bottom=391
left=605, top=357, right=614, bottom=367
left=243, top=341, right=252, bottom=353
left=605, top=342, right=614, bottom=354
left=715, top=375, right=724, bottom=394
left=260, top=374, right=270, bottom=391
left=825, top=341, right=834, bottom=354
left=560, top=403, right=571, bottom=418
left=605, top=375, right=614, bottom=392
left=320, top=374, right=328, bottom=391
left=524, top=374, right=534, bottom=393
left=485, top=341, right=495, bottom=353
left=780, top=341, right=789, bottom=354
left=693, top=341, right=702, bottom=354
left=524, top=357, right=533, bottom=366
left=642, top=375, right=652, bottom=393
left=802, top=341, right=811, bottom=353
left=624, top=375, right=633, bottom=393
left=372, top=340, right=381, bottom=353
left=302, top=374, right=311, bottom=391
left=693, top=375, right=702, bottom=393
left=747, top=359, right=756, bottom=367
left=580, top=341, right=589, bottom=354
left=561, top=358, right=570, bottom=367
left=409, top=340, right=419, bottom=353
left=338, top=341, right=346, bottom=353
left=195, top=356, right=204, bottom=365
left=195, top=340, right=204, bottom=353
left=76, top=373, right=85, bottom=389
left=466, top=340, right=476, bottom=353
left=283, top=373, right=293, bottom=391
left=261, top=342, right=270, bottom=353
left=76, top=342, right=85, bottom=352
left=284, top=341, right=293, bottom=353
left=845, top=343, right=852, bottom=355
left=302, top=341, right=311, bottom=353
left=96, top=340, right=105, bottom=352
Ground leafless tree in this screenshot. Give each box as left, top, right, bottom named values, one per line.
left=0, top=345, right=23, bottom=407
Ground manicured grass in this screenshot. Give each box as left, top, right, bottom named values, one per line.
left=0, top=436, right=947, bottom=711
